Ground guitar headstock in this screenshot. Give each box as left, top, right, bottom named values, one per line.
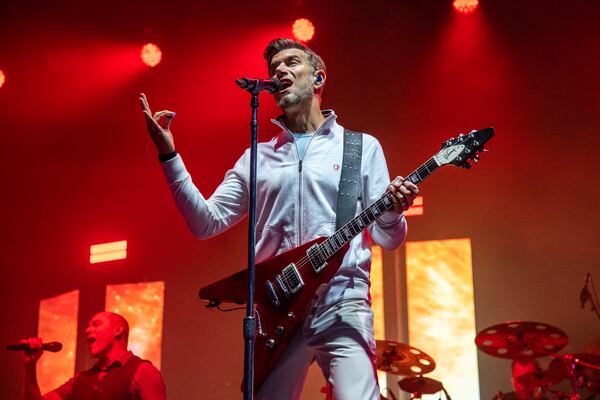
left=433, top=127, right=495, bottom=169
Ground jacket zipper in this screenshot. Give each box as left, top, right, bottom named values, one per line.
left=293, top=138, right=303, bottom=247
left=293, top=133, right=318, bottom=246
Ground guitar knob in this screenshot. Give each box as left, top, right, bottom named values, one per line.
left=275, top=326, right=285, bottom=335
left=464, top=149, right=471, bottom=154
left=266, top=339, right=276, bottom=348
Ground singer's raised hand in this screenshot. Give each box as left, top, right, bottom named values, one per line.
left=21, top=337, right=43, bottom=365
left=139, top=93, right=176, bottom=155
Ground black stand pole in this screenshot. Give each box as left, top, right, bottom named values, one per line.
left=586, top=274, right=600, bottom=322
left=242, top=92, right=259, bottom=400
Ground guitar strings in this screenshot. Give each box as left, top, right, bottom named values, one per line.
left=275, top=158, right=438, bottom=289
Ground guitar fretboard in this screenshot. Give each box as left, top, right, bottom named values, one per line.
left=316, top=157, right=439, bottom=260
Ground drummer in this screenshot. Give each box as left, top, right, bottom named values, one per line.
left=511, top=358, right=539, bottom=399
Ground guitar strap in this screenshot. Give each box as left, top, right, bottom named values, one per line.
left=336, top=129, right=363, bottom=230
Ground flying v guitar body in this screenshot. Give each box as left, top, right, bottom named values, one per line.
left=199, top=237, right=348, bottom=394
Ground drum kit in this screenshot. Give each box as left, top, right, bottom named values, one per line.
left=353, top=324, right=598, bottom=400
left=475, top=321, right=600, bottom=399
left=320, top=271, right=600, bottom=400
left=375, top=339, right=448, bottom=399
left=320, top=339, right=450, bottom=399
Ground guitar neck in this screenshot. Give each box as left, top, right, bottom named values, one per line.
left=318, top=157, right=439, bottom=260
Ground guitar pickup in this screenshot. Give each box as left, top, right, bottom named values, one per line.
left=307, top=244, right=327, bottom=273
left=280, top=263, right=304, bottom=294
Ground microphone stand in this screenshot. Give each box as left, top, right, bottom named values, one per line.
left=242, top=89, right=260, bottom=400
left=234, top=76, right=279, bottom=400
left=588, top=274, right=600, bottom=322
left=581, top=273, right=600, bottom=323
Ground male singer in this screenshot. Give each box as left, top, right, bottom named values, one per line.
left=141, top=38, right=418, bottom=399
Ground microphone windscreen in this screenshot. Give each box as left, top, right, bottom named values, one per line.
left=44, top=341, right=63, bottom=352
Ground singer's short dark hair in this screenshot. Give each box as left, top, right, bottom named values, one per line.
left=263, top=38, right=326, bottom=74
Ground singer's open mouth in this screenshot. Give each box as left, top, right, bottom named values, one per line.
left=279, top=79, right=292, bottom=92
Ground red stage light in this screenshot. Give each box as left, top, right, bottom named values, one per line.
left=292, top=18, right=315, bottom=42
left=453, top=0, right=479, bottom=14
left=0, top=69, right=5, bottom=88
left=140, top=43, right=162, bottom=67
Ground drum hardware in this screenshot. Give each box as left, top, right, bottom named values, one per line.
left=476, top=321, right=600, bottom=399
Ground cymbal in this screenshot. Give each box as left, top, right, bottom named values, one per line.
left=398, top=377, right=443, bottom=395
left=475, top=321, right=568, bottom=359
left=551, top=353, right=600, bottom=373
left=375, top=340, right=436, bottom=376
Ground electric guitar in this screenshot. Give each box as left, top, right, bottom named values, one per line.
left=199, top=127, right=495, bottom=394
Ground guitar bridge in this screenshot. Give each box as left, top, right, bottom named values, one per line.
left=279, top=263, right=304, bottom=294
left=307, top=244, right=327, bottom=273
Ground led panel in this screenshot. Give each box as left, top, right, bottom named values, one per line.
left=105, top=281, right=165, bottom=369
left=370, top=245, right=387, bottom=393
left=405, top=238, right=479, bottom=399
left=37, top=290, right=79, bottom=394
left=90, top=240, right=127, bottom=264
left=404, top=195, right=424, bottom=217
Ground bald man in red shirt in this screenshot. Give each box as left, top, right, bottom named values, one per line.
left=22, top=312, right=166, bottom=400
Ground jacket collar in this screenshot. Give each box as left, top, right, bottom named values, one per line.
left=271, top=109, right=337, bottom=140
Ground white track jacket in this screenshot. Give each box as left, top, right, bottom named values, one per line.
left=160, top=110, right=407, bottom=306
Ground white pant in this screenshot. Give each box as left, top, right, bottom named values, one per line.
left=256, top=299, right=380, bottom=400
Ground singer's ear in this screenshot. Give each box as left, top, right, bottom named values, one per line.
left=314, top=70, right=326, bottom=93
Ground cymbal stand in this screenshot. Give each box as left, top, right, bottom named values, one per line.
left=568, top=354, right=581, bottom=400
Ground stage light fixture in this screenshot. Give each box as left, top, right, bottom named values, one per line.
left=292, top=18, right=315, bottom=42
left=453, top=0, right=479, bottom=14
left=90, top=240, right=127, bottom=263
left=0, top=69, right=5, bottom=88
left=141, top=43, right=162, bottom=67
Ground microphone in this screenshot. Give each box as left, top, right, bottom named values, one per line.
left=235, top=77, right=281, bottom=94
left=580, top=273, right=591, bottom=309
left=6, top=341, right=62, bottom=352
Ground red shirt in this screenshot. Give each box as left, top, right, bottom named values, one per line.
left=48, top=351, right=166, bottom=400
